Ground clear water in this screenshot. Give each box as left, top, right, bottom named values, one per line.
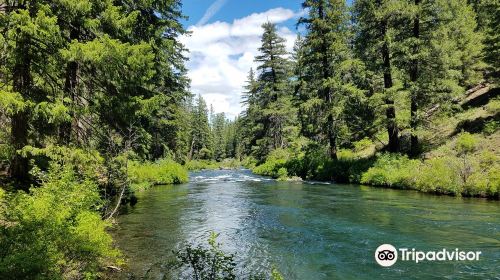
left=112, top=169, right=500, bottom=279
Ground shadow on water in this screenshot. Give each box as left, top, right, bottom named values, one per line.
left=110, top=169, right=500, bottom=280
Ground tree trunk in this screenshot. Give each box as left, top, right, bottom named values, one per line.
left=10, top=111, right=29, bottom=183
left=9, top=38, right=31, bottom=183
left=319, top=2, right=337, bottom=160
left=381, top=18, right=399, bottom=153
left=410, top=0, right=420, bottom=156
left=60, top=28, right=80, bottom=144
left=59, top=60, right=79, bottom=144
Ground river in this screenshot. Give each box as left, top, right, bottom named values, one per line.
left=112, top=169, right=500, bottom=279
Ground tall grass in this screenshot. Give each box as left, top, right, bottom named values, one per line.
left=251, top=133, right=499, bottom=198
left=185, top=158, right=242, bottom=171
left=128, top=160, right=188, bottom=191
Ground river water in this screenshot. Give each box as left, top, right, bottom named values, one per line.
left=112, top=169, right=499, bottom=279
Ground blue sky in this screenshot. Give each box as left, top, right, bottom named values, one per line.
left=181, top=0, right=302, bottom=28
left=179, top=1, right=349, bottom=118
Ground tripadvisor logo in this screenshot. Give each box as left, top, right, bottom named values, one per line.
left=375, top=244, right=482, bottom=267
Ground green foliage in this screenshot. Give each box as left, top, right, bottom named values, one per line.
left=483, top=120, right=499, bottom=135
left=360, top=151, right=499, bottom=197
left=253, top=149, right=290, bottom=179
left=0, top=163, right=121, bottom=279
left=361, top=154, right=420, bottom=188
left=455, top=132, right=478, bottom=155
left=174, top=232, right=285, bottom=280
left=239, top=23, right=298, bottom=161
left=485, top=98, right=500, bottom=114
left=185, top=160, right=219, bottom=171
left=271, top=267, right=285, bottom=280
left=415, top=157, right=462, bottom=194
left=174, top=232, right=236, bottom=280
left=128, top=160, right=188, bottom=191
left=185, top=159, right=241, bottom=171
left=241, top=156, right=258, bottom=169
left=353, top=138, right=373, bottom=153
left=0, top=0, right=191, bottom=180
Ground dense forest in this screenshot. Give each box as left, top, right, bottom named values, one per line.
left=0, top=0, right=498, bottom=279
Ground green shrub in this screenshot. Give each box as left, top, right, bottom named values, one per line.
left=174, top=232, right=285, bottom=280
left=252, top=149, right=291, bottom=179
left=252, top=158, right=287, bottom=178
left=485, top=98, right=500, bottom=114
left=174, top=232, right=236, bottom=280
left=296, top=144, right=332, bottom=180
left=455, top=132, right=477, bottom=155
left=361, top=153, right=420, bottom=188
left=0, top=164, right=121, bottom=279
left=276, top=167, right=288, bottom=181
left=271, top=267, right=285, bottom=280
left=241, top=156, right=258, bottom=169
left=360, top=151, right=499, bottom=197
left=219, top=158, right=241, bottom=169
left=198, top=148, right=213, bottom=160
left=483, top=120, right=499, bottom=135
left=415, top=157, right=462, bottom=194
left=128, top=159, right=188, bottom=191
left=353, top=138, right=373, bottom=152
left=185, top=160, right=219, bottom=171
left=463, top=152, right=500, bottom=197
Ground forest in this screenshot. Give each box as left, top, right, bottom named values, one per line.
left=0, top=0, right=498, bottom=279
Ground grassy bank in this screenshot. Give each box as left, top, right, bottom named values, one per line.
left=128, top=160, right=189, bottom=191
left=185, top=158, right=242, bottom=171
left=251, top=131, right=499, bottom=198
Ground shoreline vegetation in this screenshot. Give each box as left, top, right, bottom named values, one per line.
left=248, top=130, right=499, bottom=199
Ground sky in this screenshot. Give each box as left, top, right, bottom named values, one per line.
left=180, top=0, right=305, bottom=119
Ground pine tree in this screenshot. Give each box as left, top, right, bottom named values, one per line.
left=353, top=0, right=407, bottom=152
left=253, top=22, right=296, bottom=159
left=212, top=112, right=227, bottom=161
left=298, top=0, right=353, bottom=160
left=398, top=0, right=483, bottom=155
left=189, top=95, right=212, bottom=160
left=0, top=0, right=191, bottom=182
left=469, top=0, right=499, bottom=78
left=0, top=2, right=63, bottom=181
left=240, top=69, right=264, bottom=156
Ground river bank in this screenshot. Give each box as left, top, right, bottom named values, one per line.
left=248, top=131, right=499, bottom=199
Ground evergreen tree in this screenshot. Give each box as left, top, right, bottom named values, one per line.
left=0, top=0, right=191, bottom=182
left=298, top=0, right=353, bottom=160
left=0, top=1, right=63, bottom=181
left=397, top=0, right=483, bottom=155
left=212, top=112, right=227, bottom=161
left=469, top=0, right=499, bottom=78
left=252, top=22, right=297, bottom=160
left=189, top=95, right=212, bottom=160
left=353, top=0, right=407, bottom=152
left=240, top=68, right=263, bottom=157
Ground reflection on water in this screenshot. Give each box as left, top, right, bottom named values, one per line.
left=111, top=169, right=500, bottom=279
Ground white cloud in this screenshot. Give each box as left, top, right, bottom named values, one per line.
left=181, top=8, right=301, bottom=119
left=197, top=0, right=228, bottom=26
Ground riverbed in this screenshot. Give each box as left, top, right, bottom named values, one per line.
left=112, top=169, right=500, bottom=279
